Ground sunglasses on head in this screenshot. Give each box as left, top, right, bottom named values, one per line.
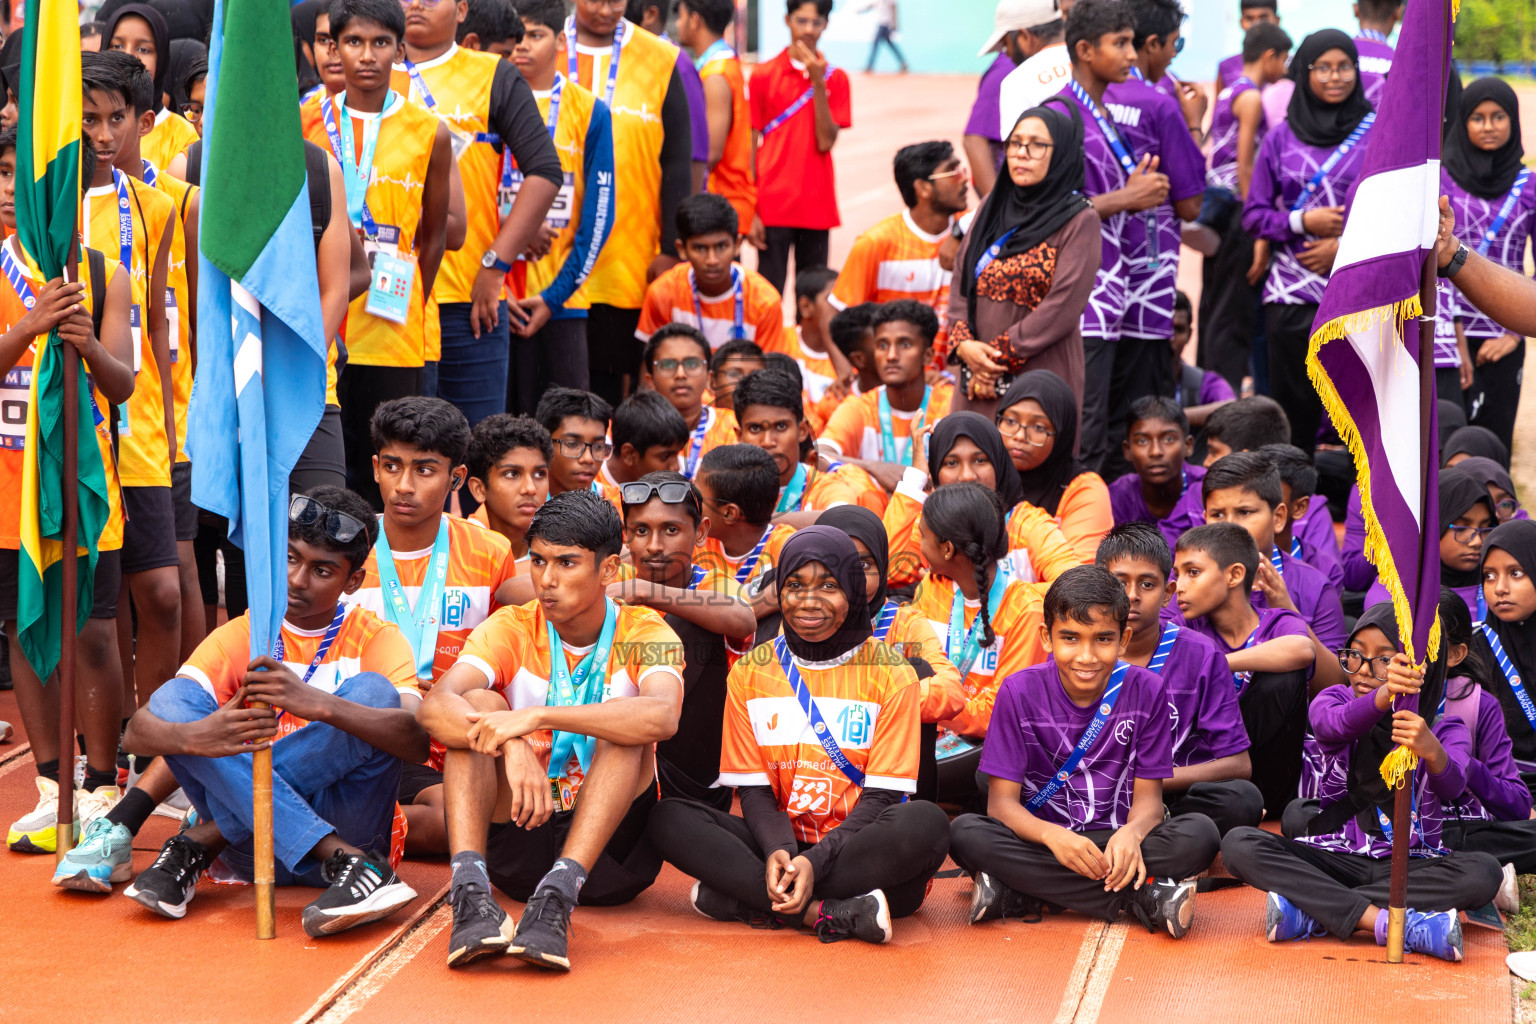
left=290, top=494, right=370, bottom=545
left=619, top=480, right=700, bottom=514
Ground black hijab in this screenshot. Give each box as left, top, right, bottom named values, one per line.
left=164, top=38, right=207, bottom=111
left=0, top=31, right=21, bottom=99
left=1444, top=77, right=1525, bottom=201
left=1442, top=63, right=1463, bottom=145
left=104, top=4, right=171, bottom=113
left=774, top=527, right=872, bottom=663
left=1439, top=468, right=1494, bottom=589
left=817, top=506, right=889, bottom=615
left=1344, top=601, right=1449, bottom=826
left=960, top=105, right=1094, bottom=327
left=1479, top=521, right=1536, bottom=758
left=1285, top=30, right=1373, bottom=147
left=1444, top=425, right=1510, bottom=470
left=1436, top=398, right=1467, bottom=451
left=1455, top=456, right=1520, bottom=516
left=995, top=370, right=1086, bottom=517
left=928, top=411, right=1025, bottom=510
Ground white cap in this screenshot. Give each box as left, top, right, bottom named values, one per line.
left=977, top=0, right=1062, bottom=57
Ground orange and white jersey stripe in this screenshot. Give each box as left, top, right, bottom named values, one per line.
left=780, top=326, right=838, bottom=404
left=719, top=636, right=920, bottom=843
left=801, top=464, right=889, bottom=516
left=694, top=521, right=796, bottom=590
left=829, top=210, right=952, bottom=319
left=883, top=603, right=965, bottom=723
left=636, top=261, right=786, bottom=352
left=818, top=383, right=952, bottom=464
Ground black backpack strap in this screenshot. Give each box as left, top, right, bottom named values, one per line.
left=183, top=140, right=202, bottom=188
left=303, top=141, right=331, bottom=255
left=87, top=247, right=106, bottom=338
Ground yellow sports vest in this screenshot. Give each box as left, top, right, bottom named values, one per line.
left=525, top=77, right=597, bottom=310
left=147, top=166, right=195, bottom=463
left=142, top=110, right=200, bottom=171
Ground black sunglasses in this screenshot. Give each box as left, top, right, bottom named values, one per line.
left=290, top=494, right=369, bottom=545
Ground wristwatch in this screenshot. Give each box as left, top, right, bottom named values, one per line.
left=1438, top=242, right=1469, bottom=280
left=480, top=248, right=513, bottom=274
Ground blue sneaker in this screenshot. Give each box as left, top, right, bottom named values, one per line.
left=52, top=817, right=133, bottom=894
left=1265, top=892, right=1326, bottom=941
left=1404, top=909, right=1464, bottom=962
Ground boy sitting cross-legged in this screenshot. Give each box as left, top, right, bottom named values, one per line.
left=949, top=566, right=1220, bottom=935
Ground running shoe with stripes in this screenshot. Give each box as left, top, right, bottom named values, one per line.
left=125, top=833, right=211, bottom=919
left=813, top=890, right=893, bottom=944
left=1403, top=909, right=1464, bottom=962
left=1265, top=891, right=1327, bottom=941
left=53, top=817, right=134, bottom=893
left=7, top=776, right=78, bottom=854
left=301, top=849, right=418, bottom=937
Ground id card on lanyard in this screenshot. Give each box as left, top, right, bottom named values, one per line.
left=374, top=518, right=451, bottom=681
left=1067, top=80, right=1156, bottom=270
left=1477, top=168, right=1531, bottom=257
left=690, top=267, right=745, bottom=343
left=501, top=75, right=575, bottom=225
left=1026, top=661, right=1130, bottom=811
left=1290, top=114, right=1375, bottom=214
left=876, top=385, right=930, bottom=466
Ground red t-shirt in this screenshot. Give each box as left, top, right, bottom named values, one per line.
left=749, top=50, right=851, bottom=230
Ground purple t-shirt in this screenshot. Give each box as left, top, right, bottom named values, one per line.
left=966, top=52, right=1017, bottom=170
left=1242, top=120, right=1373, bottom=306
left=676, top=51, right=709, bottom=164
left=1148, top=625, right=1249, bottom=768
left=1207, top=76, right=1263, bottom=193
left=1109, top=461, right=1206, bottom=543
left=1159, top=476, right=1208, bottom=553
left=1257, top=548, right=1347, bottom=650
left=1353, top=34, right=1393, bottom=108
left=1217, top=53, right=1243, bottom=90
left=1294, top=501, right=1340, bottom=560
left=1443, top=683, right=1533, bottom=822
left=1052, top=82, right=1127, bottom=340
left=980, top=659, right=1173, bottom=831
left=1185, top=605, right=1310, bottom=695
left=1103, top=74, right=1207, bottom=340
left=1341, top=484, right=1372, bottom=591
left=1178, top=362, right=1236, bottom=410
left=1297, top=684, right=1470, bottom=858
left=1440, top=167, right=1536, bottom=342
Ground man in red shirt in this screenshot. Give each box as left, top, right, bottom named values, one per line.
left=747, top=0, right=851, bottom=295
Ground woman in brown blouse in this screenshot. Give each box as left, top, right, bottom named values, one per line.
left=947, top=105, right=1102, bottom=418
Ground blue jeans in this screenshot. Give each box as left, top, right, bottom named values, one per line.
left=437, top=300, right=510, bottom=428
left=150, top=673, right=403, bottom=887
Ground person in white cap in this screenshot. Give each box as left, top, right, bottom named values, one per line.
left=964, top=0, right=1037, bottom=196
left=994, top=0, right=1073, bottom=145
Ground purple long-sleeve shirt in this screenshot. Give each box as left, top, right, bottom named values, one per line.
left=1242, top=120, right=1371, bottom=307
left=1438, top=167, right=1536, bottom=350
left=1443, top=684, right=1534, bottom=822
left=1353, top=34, right=1393, bottom=107
left=1342, top=485, right=1372, bottom=591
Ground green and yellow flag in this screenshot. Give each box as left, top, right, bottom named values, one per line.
left=15, top=0, right=110, bottom=679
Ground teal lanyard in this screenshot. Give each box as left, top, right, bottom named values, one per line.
left=946, top=570, right=1008, bottom=677
left=374, top=518, right=451, bottom=681
left=776, top=464, right=809, bottom=514
left=877, top=386, right=930, bottom=466
left=329, top=93, right=394, bottom=230
left=546, top=598, right=618, bottom=777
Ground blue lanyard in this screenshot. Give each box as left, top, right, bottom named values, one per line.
left=1067, top=79, right=1157, bottom=268
left=0, top=240, right=104, bottom=427
left=775, top=464, right=809, bottom=514
left=873, top=599, right=899, bottom=642
left=110, top=169, right=134, bottom=276
left=1025, top=661, right=1131, bottom=811
left=732, top=525, right=772, bottom=584
left=374, top=517, right=451, bottom=681
left=320, top=94, right=393, bottom=237
left=774, top=636, right=866, bottom=786
left=1477, top=169, right=1530, bottom=256
left=1477, top=587, right=1487, bottom=623
left=502, top=75, right=567, bottom=194
left=876, top=386, right=930, bottom=466
left=565, top=17, right=623, bottom=107
left=402, top=56, right=498, bottom=143
left=690, top=266, right=745, bottom=341
left=1481, top=621, right=1536, bottom=734
left=1148, top=622, right=1179, bottom=674
left=683, top=406, right=713, bottom=479
left=974, top=226, right=1017, bottom=279
left=1290, top=536, right=1303, bottom=559
left=546, top=598, right=619, bottom=777
left=272, top=605, right=347, bottom=685
left=1290, top=114, right=1375, bottom=213
left=300, top=83, right=324, bottom=105
left=946, top=570, right=1009, bottom=677
left=141, top=159, right=157, bottom=187
left=1232, top=623, right=1263, bottom=692
left=695, top=39, right=736, bottom=70
left=1357, top=28, right=1389, bottom=43
left=761, top=65, right=831, bottom=136
left=1270, top=545, right=1285, bottom=576
left=687, top=564, right=707, bottom=590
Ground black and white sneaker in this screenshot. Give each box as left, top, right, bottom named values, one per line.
left=812, top=890, right=893, bottom=944
left=969, top=872, right=1043, bottom=924
left=301, top=849, right=418, bottom=938
left=124, top=833, right=211, bottom=919
left=1130, top=877, right=1197, bottom=939
left=690, top=881, right=756, bottom=924
left=446, top=885, right=515, bottom=967
left=508, top=886, right=574, bottom=971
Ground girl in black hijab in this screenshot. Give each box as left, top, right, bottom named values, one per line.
left=1443, top=425, right=1510, bottom=470
left=163, top=38, right=208, bottom=113
left=1444, top=78, right=1525, bottom=205
left=1284, top=30, right=1373, bottom=148
left=1476, top=520, right=1536, bottom=797
left=1455, top=456, right=1527, bottom=523
left=1365, top=468, right=1494, bottom=614
left=104, top=4, right=200, bottom=167
left=103, top=4, right=170, bottom=110
left=647, top=525, right=952, bottom=941
left=1221, top=600, right=1501, bottom=960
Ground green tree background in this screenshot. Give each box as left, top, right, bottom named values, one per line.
left=1457, top=0, right=1535, bottom=69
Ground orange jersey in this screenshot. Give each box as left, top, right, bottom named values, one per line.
left=818, top=383, right=953, bottom=464
left=390, top=45, right=503, bottom=305
left=636, top=261, right=785, bottom=352
left=780, top=326, right=838, bottom=405
left=457, top=600, right=684, bottom=803
left=697, top=49, right=755, bottom=230
left=568, top=21, right=680, bottom=309
left=179, top=606, right=419, bottom=743
left=145, top=165, right=196, bottom=462
left=829, top=211, right=952, bottom=322
left=141, top=110, right=200, bottom=171
left=911, top=573, right=1046, bottom=737
left=719, top=636, right=920, bottom=843
left=84, top=176, right=175, bottom=488
left=347, top=515, right=515, bottom=683
left=801, top=464, right=889, bottom=516
left=466, top=506, right=532, bottom=577
left=299, top=86, right=338, bottom=141
left=884, top=479, right=1081, bottom=589
left=678, top=405, right=738, bottom=477
left=305, top=93, right=439, bottom=368
left=694, top=521, right=796, bottom=590
left=0, top=240, right=125, bottom=551
left=1056, top=471, right=1114, bottom=564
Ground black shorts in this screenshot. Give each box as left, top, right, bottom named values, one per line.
left=120, top=486, right=179, bottom=574
left=170, top=462, right=197, bottom=542
left=0, top=547, right=122, bottom=621
left=486, top=784, right=661, bottom=905
left=398, top=761, right=444, bottom=804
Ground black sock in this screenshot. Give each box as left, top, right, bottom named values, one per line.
left=82, top=765, right=116, bottom=793
left=105, top=788, right=155, bottom=835
left=35, top=759, right=59, bottom=784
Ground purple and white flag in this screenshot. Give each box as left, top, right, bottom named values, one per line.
left=1306, top=0, right=1453, bottom=674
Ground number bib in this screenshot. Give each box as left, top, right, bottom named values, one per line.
left=500, top=170, right=576, bottom=229
left=0, top=365, right=29, bottom=451
left=165, top=287, right=179, bottom=362
left=129, top=303, right=142, bottom=372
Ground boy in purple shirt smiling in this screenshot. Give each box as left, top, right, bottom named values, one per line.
left=1097, top=523, right=1263, bottom=834
left=1108, top=395, right=1206, bottom=551
left=949, top=566, right=1220, bottom=936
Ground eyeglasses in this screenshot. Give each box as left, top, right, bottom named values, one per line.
left=926, top=165, right=968, bottom=182
left=553, top=437, right=614, bottom=460
left=290, top=494, right=369, bottom=545
left=620, top=480, right=701, bottom=515
left=1004, top=139, right=1054, bottom=158
left=1172, top=35, right=1185, bottom=55
left=997, top=414, right=1056, bottom=445
left=654, top=357, right=707, bottom=376
left=1447, top=524, right=1495, bottom=544
left=1308, top=61, right=1357, bottom=81
left=1494, top=498, right=1521, bottom=520
left=1336, top=648, right=1395, bottom=681
left=181, top=102, right=203, bottom=123
left=713, top=365, right=757, bottom=385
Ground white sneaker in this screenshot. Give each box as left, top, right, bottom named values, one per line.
left=0, top=720, right=12, bottom=743
left=153, top=788, right=191, bottom=820
left=7, top=776, right=78, bottom=853
left=76, top=785, right=121, bottom=828
left=1496, top=861, right=1520, bottom=915
left=1510, top=950, right=1536, bottom=982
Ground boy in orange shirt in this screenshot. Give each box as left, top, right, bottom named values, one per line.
left=707, top=338, right=767, bottom=414
left=418, top=490, right=685, bottom=970
left=693, top=444, right=797, bottom=603
left=638, top=194, right=786, bottom=353
left=644, top=324, right=739, bottom=478
left=673, top=0, right=756, bottom=230
left=599, top=390, right=688, bottom=488
left=534, top=385, right=623, bottom=507
left=464, top=412, right=552, bottom=576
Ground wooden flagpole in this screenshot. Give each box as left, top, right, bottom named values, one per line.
left=54, top=242, right=80, bottom=863
left=254, top=703, right=275, bottom=938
